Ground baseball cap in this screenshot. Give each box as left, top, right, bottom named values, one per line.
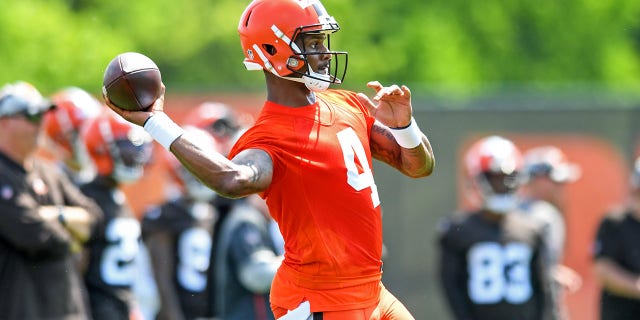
left=523, top=146, right=581, bottom=183
left=0, top=81, right=56, bottom=119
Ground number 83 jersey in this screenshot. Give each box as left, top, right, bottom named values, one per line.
left=437, top=210, right=555, bottom=320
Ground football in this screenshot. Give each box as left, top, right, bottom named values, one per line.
left=102, top=52, right=162, bottom=111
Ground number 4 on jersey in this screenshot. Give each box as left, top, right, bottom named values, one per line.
left=337, top=127, right=380, bottom=208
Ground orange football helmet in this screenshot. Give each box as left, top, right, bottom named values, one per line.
left=182, top=102, right=241, bottom=155
left=464, top=135, right=523, bottom=214
left=238, top=0, right=347, bottom=91
left=83, top=111, right=152, bottom=183
left=43, top=87, right=102, bottom=167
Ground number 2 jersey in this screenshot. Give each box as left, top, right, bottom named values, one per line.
left=80, top=177, right=141, bottom=320
left=228, top=90, right=383, bottom=312
left=437, top=210, right=555, bottom=320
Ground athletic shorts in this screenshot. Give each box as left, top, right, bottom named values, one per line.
left=272, top=283, right=415, bottom=320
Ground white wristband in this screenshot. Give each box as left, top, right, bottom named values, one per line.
left=143, top=113, right=184, bottom=150
left=390, top=117, right=422, bottom=149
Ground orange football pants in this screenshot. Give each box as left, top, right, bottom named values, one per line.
left=272, top=284, right=415, bottom=320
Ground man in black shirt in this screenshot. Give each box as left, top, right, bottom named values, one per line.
left=438, top=136, right=555, bottom=320
left=593, top=156, right=640, bottom=320
left=0, top=81, right=102, bottom=320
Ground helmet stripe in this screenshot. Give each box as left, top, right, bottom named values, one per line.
left=271, top=25, right=301, bottom=53
left=251, top=44, right=278, bottom=75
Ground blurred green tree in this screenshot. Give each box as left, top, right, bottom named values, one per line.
left=1, top=0, right=639, bottom=104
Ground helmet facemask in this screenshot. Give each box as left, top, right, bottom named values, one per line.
left=475, top=171, right=521, bottom=214
left=98, top=120, right=152, bottom=184
left=110, top=138, right=152, bottom=184
left=284, top=25, right=348, bottom=92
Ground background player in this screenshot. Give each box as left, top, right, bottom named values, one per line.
left=212, top=192, right=283, bottom=320
left=104, top=0, right=434, bottom=318
left=81, top=110, right=153, bottom=320
left=142, top=126, right=218, bottom=320
left=182, top=101, right=245, bottom=156
left=593, top=155, right=640, bottom=319
left=437, top=135, right=555, bottom=320
left=180, top=101, right=253, bottom=245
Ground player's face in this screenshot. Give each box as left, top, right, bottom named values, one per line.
left=485, top=172, right=519, bottom=194
left=114, top=138, right=152, bottom=168
left=298, top=33, right=332, bottom=76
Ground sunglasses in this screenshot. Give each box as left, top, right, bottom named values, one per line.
left=18, top=105, right=56, bottom=124
left=19, top=111, right=47, bottom=124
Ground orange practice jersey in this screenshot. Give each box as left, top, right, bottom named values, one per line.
left=229, top=90, right=384, bottom=311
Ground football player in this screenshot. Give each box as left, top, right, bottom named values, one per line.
left=438, top=135, right=556, bottom=320
left=142, top=126, right=218, bottom=320
left=104, top=0, right=435, bottom=318
left=80, top=111, right=153, bottom=320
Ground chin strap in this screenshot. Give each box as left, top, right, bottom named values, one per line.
left=281, top=71, right=333, bottom=92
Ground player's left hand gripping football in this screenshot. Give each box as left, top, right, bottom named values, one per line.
left=103, top=83, right=166, bottom=127
left=356, top=81, right=413, bottom=128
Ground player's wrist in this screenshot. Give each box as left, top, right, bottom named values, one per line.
left=143, top=112, right=184, bottom=150
left=142, top=114, right=153, bottom=127
left=390, top=117, right=422, bottom=149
